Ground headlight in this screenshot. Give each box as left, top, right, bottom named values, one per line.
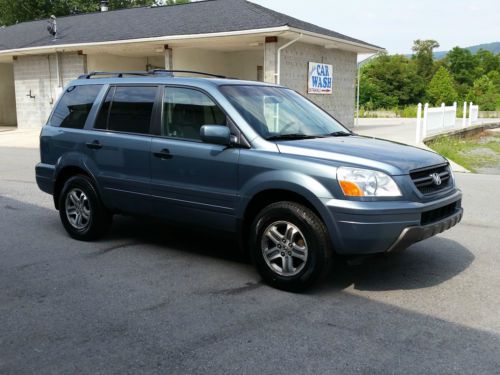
left=337, top=167, right=402, bottom=197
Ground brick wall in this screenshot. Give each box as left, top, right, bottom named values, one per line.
left=13, top=52, right=87, bottom=129
left=280, top=42, right=357, bottom=128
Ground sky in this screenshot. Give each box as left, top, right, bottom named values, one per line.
left=251, top=0, right=500, bottom=55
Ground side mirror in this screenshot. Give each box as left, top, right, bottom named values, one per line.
left=200, top=125, right=232, bottom=146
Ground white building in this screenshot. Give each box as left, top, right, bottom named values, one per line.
left=0, top=0, right=382, bottom=129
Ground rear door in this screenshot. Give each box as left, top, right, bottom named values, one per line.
left=150, top=86, right=240, bottom=231
left=84, top=85, right=159, bottom=215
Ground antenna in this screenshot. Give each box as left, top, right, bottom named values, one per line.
left=47, top=15, right=57, bottom=40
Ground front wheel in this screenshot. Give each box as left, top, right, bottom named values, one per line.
left=249, top=201, right=333, bottom=291
left=58, top=175, right=112, bottom=241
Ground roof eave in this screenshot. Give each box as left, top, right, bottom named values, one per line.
left=0, top=26, right=289, bottom=57
left=0, top=25, right=384, bottom=57
left=287, top=27, right=385, bottom=54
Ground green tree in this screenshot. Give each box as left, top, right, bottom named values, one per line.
left=487, top=70, right=500, bottom=92
left=473, top=49, right=500, bottom=76
left=360, top=54, right=425, bottom=109
left=427, top=66, right=458, bottom=105
left=0, top=0, right=189, bottom=26
left=443, top=47, right=476, bottom=99
left=411, top=39, right=440, bottom=82
left=466, top=76, right=498, bottom=110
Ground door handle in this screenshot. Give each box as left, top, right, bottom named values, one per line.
left=86, top=140, right=103, bottom=150
left=153, top=148, right=173, bottom=159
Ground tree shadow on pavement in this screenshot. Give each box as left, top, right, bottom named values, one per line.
left=2, top=195, right=499, bottom=375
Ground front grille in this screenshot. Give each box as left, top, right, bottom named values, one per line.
left=421, top=202, right=458, bottom=225
left=410, top=164, right=451, bottom=195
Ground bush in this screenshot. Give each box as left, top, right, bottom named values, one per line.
left=398, top=105, right=418, bottom=118
left=466, top=76, right=498, bottom=111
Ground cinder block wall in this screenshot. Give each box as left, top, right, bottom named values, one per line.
left=280, top=42, right=357, bottom=128
left=13, top=53, right=86, bottom=129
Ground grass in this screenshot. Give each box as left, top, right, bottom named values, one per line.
left=427, top=133, right=500, bottom=172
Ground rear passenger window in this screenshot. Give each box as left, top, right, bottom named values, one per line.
left=50, top=85, right=102, bottom=129
left=94, top=86, right=157, bottom=134
left=163, top=87, right=226, bottom=140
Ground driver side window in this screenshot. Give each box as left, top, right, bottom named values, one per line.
left=163, top=87, right=226, bottom=141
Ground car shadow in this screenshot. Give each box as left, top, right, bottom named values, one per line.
left=104, top=215, right=248, bottom=264
left=106, top=215, right=474, bottom=293
left=315, top=236, right=474, bottom=293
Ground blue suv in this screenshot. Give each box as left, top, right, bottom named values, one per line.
left=36, top=71, right=463, bottom=291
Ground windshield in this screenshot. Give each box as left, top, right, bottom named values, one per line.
left=219, top=85, right=349, bottom=140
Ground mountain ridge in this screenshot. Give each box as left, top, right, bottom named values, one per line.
left=405, top=41, right=499, bottom=59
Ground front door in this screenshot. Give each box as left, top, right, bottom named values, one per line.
left=150, top=86, right=240, bottom=231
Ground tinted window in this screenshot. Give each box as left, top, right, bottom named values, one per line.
left=94, top=86, right=157, bottom=134
left=163, top=87, right=226, bottom=140
left=94, top=87, right=114, bottom=130
left=50, top=85, right=102, bottom=129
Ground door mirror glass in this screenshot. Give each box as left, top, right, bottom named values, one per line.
left=200, top=125, right=231, bottom=145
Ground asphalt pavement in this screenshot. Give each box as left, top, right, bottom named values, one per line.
left=1, top=146, right=499, bottom=374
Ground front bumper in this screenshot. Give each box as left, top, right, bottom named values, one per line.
left=324, top=189, right=463, bottom=254
left=386, top=208, right=463, bottom=253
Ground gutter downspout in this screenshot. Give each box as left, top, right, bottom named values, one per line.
left=275, top=33, right=303, bottom=85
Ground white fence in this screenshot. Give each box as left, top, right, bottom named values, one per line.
left=415, top=102, right=480, bottom=144
left=469, top=104, right=479, bottom=125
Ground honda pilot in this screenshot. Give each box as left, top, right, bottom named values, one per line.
left=36, top=71, right=463, bottom=291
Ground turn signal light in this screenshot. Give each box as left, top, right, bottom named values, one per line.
left=339, top=181, right=364, bottom=197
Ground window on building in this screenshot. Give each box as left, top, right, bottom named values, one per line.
left=163, top=87, right=226, bottom=140
left=50, top=85, right=102, bottom=129
left=94, top=86, right=157, bottom=134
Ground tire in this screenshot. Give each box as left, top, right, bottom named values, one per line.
left=58, top=175, right=112, bottom=241
left=249, top=201, right=333, bottom=292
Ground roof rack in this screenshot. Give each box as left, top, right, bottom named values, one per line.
left=78, top=71, right=150, bottom=79
left=78, top=70, right=228, bottom=79
left=149, top=69, right=227, bottom=79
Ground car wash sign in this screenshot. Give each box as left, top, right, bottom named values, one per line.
left=308, top=62, right=333, bottom=94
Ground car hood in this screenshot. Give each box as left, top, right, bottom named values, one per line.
left=275, top=135, right=447, bottom=175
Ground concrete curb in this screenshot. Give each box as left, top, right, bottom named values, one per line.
left=422, top=122, right=500, bottom=174
left=423, top=122, right=500, bottom=143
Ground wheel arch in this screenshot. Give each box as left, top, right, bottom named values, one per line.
left=238, top=180, right=342, bottom=254
left=53, top=164, right=100, bottom=210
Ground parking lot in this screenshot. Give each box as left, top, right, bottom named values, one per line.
left=1, top=145, right=499, bottom=374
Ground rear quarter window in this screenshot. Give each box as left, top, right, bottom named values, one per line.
left=49, top=85, right=102, bottom=129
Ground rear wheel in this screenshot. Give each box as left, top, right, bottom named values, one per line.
left=249, top=201, right=333, bottom=291
left=58, top=175, right=112, bottom=241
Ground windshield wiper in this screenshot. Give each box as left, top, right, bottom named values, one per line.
left=327, top=131, right=352, bottom=137
left=265, top=134, right=322, bottom=141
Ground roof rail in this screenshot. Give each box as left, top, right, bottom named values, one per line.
left=78, top=70, right=228, bottom=79
left=149, top=69, right=227, bottom=79
left=78, top=71, right=151, bottom=79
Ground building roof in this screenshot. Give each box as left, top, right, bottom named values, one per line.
left=0, top=0, right=382, bottom=53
